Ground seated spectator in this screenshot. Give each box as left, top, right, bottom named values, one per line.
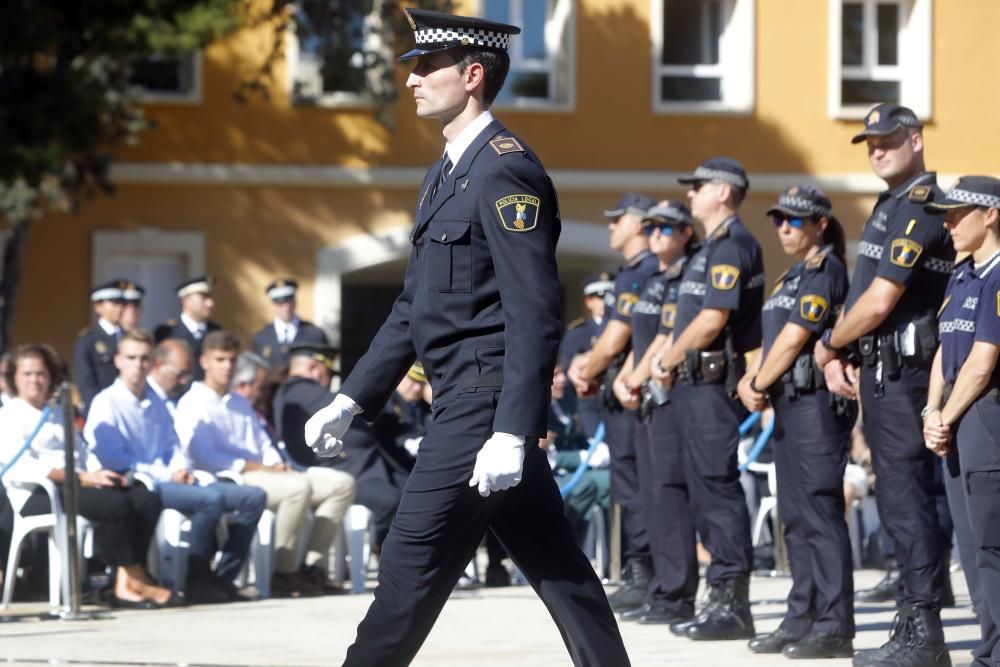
left=85, top=330, right=267, bottom=604
left=146, top=339, right=193, bottom=417
left=272, top=343, right=412, bottom=552
left=177, top=332, right=355, bottom=597
left=0, top=343, right=177, bottom=609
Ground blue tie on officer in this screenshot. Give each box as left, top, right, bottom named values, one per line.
left=923, top=176, right=1000, bottom=667
left=814, top=103, right=956, bottom=667
left=302, top=8, right=630, bottom=666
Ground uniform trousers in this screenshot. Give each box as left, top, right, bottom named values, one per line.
left=638, top=402, right=698, bottom=613
left=343, top=391, right=631, bottom=667
left=771, top=391, right=855, bottom=637
left=22, top=483, right=161, bottom=567
left=243, top=467, right=356, bottom=573
left=603, top=406, right=648, bottom=559
left=671, top=382, right=752, bottom=584
left=955, top=393, right=1000, bottom=665
left=859, top=363, right=944, bottom=607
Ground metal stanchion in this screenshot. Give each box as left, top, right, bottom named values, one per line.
left=609, top=503, right=622, bottom=583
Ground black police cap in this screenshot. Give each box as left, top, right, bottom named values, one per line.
left=90, top=279, right=128, bottom=303
left=678, top=157, right=749, bottom=191
left=851, top=103, right=923, bottom=144
left=581, top=271, right=615, bottom=297
left=289, top=342, right=340, bottom=373
left=122, top=281, right=145, bottom=304
left=398, top=8, right=520, bottom=62
left=266, top=278, right=298, bottom=301
left=925, top=176, right=1000, bottom=212
left=176, top=275, right=214, bottom=299
left=603, top=192, right=657, bottom=219
left=642, top=200, right=694, bottom=227
left=766, top=185, right=834, bottom=219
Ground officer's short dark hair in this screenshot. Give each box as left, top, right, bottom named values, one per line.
left=7, top=344, right=67, bottom=397
left=452, top=47, right=510, bottom=106
left=727, top=186, right=747, bottom=209
left=202, top=330, right=241, bottom=356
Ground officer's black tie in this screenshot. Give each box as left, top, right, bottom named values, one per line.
left=433, top=153, right=452, bottom=199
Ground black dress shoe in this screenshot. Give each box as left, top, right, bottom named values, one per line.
left=748, top=627, right=804, bottom=653
left=620, top=603, right=652, bottom=622
left=783, top=632, right=853, bottom=659
left=639, top=606, right=693, bottom=625
left=856, top=565, right=900, bottom=603
left=110, top=595, right=160, bottom=610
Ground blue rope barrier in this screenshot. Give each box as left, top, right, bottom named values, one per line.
left=0, top=404, right=53, bottom=480
left=739, top=411, right=761, bottom=437
left=738, top=411, right=775, bottom=472
left=559, top=421, right=605, bottom=498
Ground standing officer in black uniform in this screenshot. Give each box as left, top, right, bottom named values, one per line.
left=560, top=272, right=615, bottom=439
left=74, top=279, right=127, bottom=415
left=739, top=186, right=856, bottom=659
left=568, top=191, right=659, bottom=613
left=120, top=281, right=145, bottom=332
left=652, top=157, right=764, bottom=641
left=251, top=278, right=329, bottom=368
left=814, top=104, right=955, bottom=667
left=302, top=9, right=630, bottom=666
left=154, top=276, right=222, bottom=381
left=924, top=176, right=1000, bottom=667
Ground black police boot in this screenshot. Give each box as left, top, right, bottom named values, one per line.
left=619, top=603, right=652, bottom=622
left=880, top=606, right=951, bottom=667
left=856, top=560, right=901, bottom=603
left=670, top=584, right=722, bottom=636
left=639, top=603, right=694, bottom=625
left=783, top=632, right=854, bottom=659
left=748, top=627, right=804, bottom=654
left=686, top=576, right=755, bottom=641
left=937, top=566, right=955, bottom=608
left=607, top=557, right=652, bottom=612
left=853, top=605, right=914, bottom=667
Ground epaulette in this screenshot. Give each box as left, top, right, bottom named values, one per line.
left=708, top=224, right=730, bottom=241
left=489, top=136, right=525, bottom=156
left=772, top=268, right=790, bottom=286
left=163, top=319, right=178, bottom=327
left=666, top=255, right=688, bottom=279
left=77, top=326, right=91, bottom=337
left=566, top=317, right=586, bottom=330
left=908, top=185, right=931, bottom=203
left=804, top=248, right=829, bottom=271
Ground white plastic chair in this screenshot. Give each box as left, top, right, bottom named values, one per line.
left=582, top=505, right=608, bottom=580
left=749, top=462, right=778, bottom=547
left=332, top=504, right=373, bottom=593
left=1, top=479, right=91, bottom=610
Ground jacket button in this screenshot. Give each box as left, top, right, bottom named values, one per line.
left=440, top=233, right=448, bottom=241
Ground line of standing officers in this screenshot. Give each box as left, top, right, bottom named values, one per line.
left=570, top=102, right=1000, bottom=667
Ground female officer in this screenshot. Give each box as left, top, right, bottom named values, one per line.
left=611, top=200, right=700, bottom=625
left=737, top=185, right=855, bottom=659
left=923, top=176, right=1000, bottom=666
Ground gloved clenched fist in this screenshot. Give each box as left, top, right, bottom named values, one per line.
left=469, top=432, right=525, bottom=497
left=305, top=394, right=362, bottom=458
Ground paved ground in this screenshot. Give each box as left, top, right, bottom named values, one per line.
left=0, top=569, right=981, bottom=667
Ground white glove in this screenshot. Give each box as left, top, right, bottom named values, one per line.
left=304, top=394, right=362, bottom=458
left=580, top=441, right=610, bottom=469
left=403, top=437, right=422, bottom=457
left=469, top=432, right=525, bottom=497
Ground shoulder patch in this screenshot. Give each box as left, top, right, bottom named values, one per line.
left=909, top=186, right=931, bottom=203
left=804, top=249, right=829, bottom=271
left=661, top=303, right=677, bottom=330
left=890, top=238, right=923, bottom=268
left=567, top=317, right=586, bottom=330
left=996, top=289, right=1000, bottom=318
left=616, top=292, right=639, bottom=317
left=489, top=137, right=524, bottom=156
left=710, top=264, right=740, bottom=290
left=799, top=295, right=829, bottom=323
left=495, top=194, right=540, bottom=232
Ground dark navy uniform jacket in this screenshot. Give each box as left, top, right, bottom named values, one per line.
left=603, top=250, right=660, bottom=336
left=559, top=316, right=600, bottom=370
left=73, top=326, right=118, bottom=413
left=762, top=247, right=849, bottom=353
left=939, top=252, right=1000, bottom=383
left=339, top=118, right=562, bottom=438
left=657, top=253, right=691, bottom=339
left=250, top=319, right=329, bottom=368
left=846, top=172, right=955, bottom=331
left=153, top=318, right=222, bottom=380
left=674, top=216, right=765, bottom=354
left=631, top=253, right=691, bottom=360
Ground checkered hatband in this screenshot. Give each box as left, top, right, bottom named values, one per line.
left=946, top=188, right=1000, bottom=209
left=414, top=27, right=512, bottom=50
left=692, top=166, right=747, bottom=189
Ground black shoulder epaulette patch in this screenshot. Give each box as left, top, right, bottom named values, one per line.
left=805, top=248, right=829, bottom=271
left=909, top=186, right=931, bottom=203
left=567, top=317, right=586, bottom=330
left=666, top=258, right=688, bottom=279
left=489, top=137, right=524, bottom=156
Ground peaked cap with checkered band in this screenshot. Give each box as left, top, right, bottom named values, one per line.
left=398, top=8, right=521, bottom=61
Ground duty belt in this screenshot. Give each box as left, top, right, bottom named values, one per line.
left=677, top=350, right=728, bottom=386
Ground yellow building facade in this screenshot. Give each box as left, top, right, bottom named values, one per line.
left=18, top=0, right=1000, bottom=369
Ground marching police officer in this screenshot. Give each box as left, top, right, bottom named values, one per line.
left=614, top=201, right=700, bottom=626
left=739, top=186, right=856, bottom=659
left=154, top=276, right=222, bottom=381
left=568, top=191, right=659, bottom=613
left=73, top=279, right=128, bottom=415
left=560, top=272, right=615, bottom=439
left=814, top=104, right=955, bottom=667
left=923, top=176, right=1000, bottom=667
left=652, top=157, right=764, bottom=641
left=251, top=278, right=329, bottom=368
left=302, top=9, right=630, bottom=666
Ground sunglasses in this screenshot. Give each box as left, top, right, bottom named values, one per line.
left=771, top=214, right=807, bottom=229
left=643, top=224, right=676, bottom=237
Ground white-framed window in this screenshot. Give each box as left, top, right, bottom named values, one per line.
left=651, top=0, right=755, bottom=114
left=92, top=229, right=205, bottom=330
left=828, top=0, right=931, bottom=119
left=481, top=0, right=575, bottom=110
left=131, top=53, right=203, bottom=104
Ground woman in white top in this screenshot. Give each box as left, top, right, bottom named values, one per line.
left=0, top=344, right=177, bottom=608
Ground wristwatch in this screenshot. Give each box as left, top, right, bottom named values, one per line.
left=820, top=328, right=840, bottom=352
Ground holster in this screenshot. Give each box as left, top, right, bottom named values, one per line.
left=639, top=380, right=670, bottom=420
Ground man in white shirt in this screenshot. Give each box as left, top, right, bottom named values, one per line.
left=85, top=330, right=267, bottom=604
left=177, top=332, right=355, bottom=597
left=147, top=339, right=194, bottom=419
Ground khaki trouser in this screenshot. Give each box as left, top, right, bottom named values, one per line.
left=242, top=467, right=356, bottom=573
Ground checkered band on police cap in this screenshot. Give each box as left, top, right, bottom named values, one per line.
left=777, top=193, right=832, bottom=217
left=691, top=166, right=748, bottom=190
left=945, top=187, right=1000, bottom=209
left=414, top=27, right=512, bottom=50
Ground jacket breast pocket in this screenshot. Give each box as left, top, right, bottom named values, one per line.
left=427, top=220, right=473, bottom=293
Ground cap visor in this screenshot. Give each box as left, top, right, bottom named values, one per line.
left=677, top=174, right=705, bottom=185
left=397, top=44, right=452, bottom=62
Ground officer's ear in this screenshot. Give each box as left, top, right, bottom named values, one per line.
left=461, top=60, right=485, bottom=95
left=907, top=129, right=924, bottom=154
left=985, top=207, right=1000, bottom=230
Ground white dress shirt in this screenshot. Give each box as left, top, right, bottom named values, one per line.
left=97, top=317, right=121, bottom=340
left=84, top=379, right=187, bottom=486
left=273, top=316, right=300, bottom=345
left=174, top=381, right=281, bottom=474
left=0, top=397, right=93, bottom=512
left=180, top=312, right=206, bottom=339
left=444, top=110, right=495, bottom=172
